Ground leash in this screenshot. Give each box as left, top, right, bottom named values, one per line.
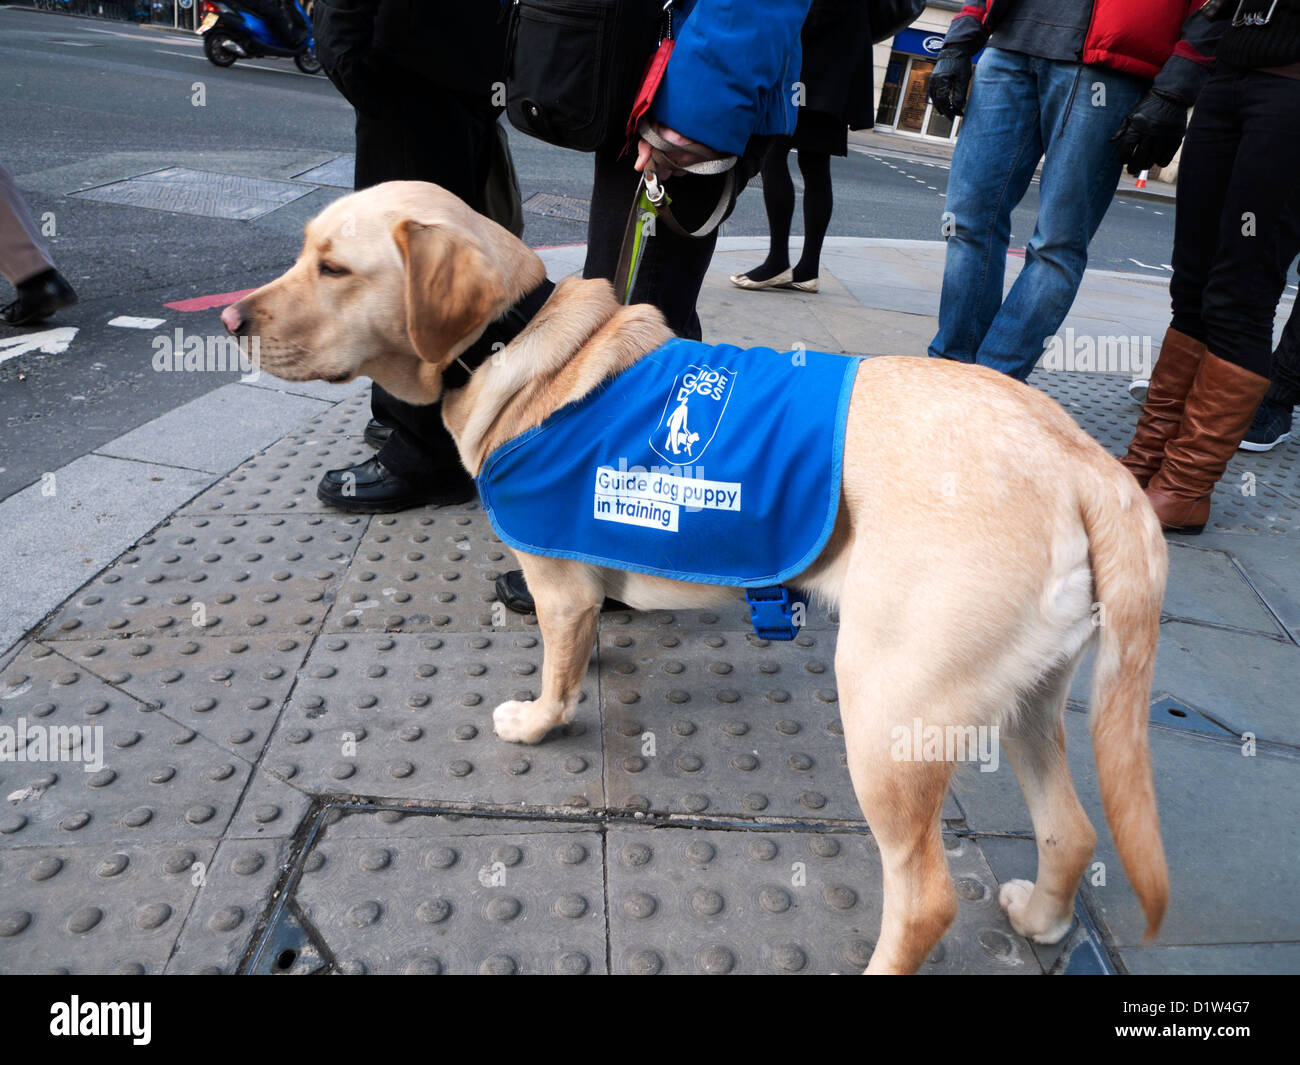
left=612, top=120, right=737, bottom=306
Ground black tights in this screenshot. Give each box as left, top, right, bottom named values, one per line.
left=748, top=146, right=833, bottom=283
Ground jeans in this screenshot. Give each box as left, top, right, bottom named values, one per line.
left=929, top=47, right=1144, bottom=380
left=1169, top=63, right=1300, bottom=380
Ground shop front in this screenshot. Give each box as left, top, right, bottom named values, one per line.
left=874, top=26, right=981, bottom=142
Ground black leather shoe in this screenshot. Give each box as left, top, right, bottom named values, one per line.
left=494, top=569, right=631, bottom=616
left=2, top=268, right=77, bottom=326
left=317, top=456, right=475, bottom=512
left=362, top=419, right=394, bottom=449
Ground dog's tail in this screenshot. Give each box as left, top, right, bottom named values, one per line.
left=1079, top=460, right=1169, bottom=941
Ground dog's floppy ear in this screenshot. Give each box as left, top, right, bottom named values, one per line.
left=393, top=218, right=508, bottom=364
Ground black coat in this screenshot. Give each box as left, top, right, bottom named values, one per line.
left=312, top=0, right=507, bottom=117
left=801, top=0, right=876, bottom=130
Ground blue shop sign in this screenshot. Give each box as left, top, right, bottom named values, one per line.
left=892, top=26, right=983, bottom=62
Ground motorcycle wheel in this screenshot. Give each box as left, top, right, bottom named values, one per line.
left=203, top=33, right=239, bottom=68
left=294, top=46, right=322, bottom=75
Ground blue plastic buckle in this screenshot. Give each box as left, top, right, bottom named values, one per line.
left=745, top=585, right=804, bottom=641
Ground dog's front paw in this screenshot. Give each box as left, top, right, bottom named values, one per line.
left=492, top=700, right=556, bottom=745
left=998, top=878, right=1073, bottom=944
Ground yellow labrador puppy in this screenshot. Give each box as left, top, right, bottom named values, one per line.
left=223, top=181, right=1168, bottom=975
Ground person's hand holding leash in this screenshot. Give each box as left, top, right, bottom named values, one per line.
left=635, top=121, right=725, bottom=178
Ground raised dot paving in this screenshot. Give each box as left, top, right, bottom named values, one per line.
left=0, top=644, right=252, bottom=848
left=327, top=507, right=537, bottom=634
left=178, top=393, right=372, bottom=516
left=38, top=513, right=363, bottom=641
left=258, top=632, right=602, bottom=809
left=0, top=840, right=216, bottom=975
left=291, top=812, right=606, bottom=975
left=606, top=826, right=1037, bottom=974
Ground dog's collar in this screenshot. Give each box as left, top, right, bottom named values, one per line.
left=442, top=277, right=555, bottom=390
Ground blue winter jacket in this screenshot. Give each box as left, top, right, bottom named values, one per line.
left=652, top=0, right=813, bottom=156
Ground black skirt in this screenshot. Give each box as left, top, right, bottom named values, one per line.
left=790, top=107, right=849, bottom=157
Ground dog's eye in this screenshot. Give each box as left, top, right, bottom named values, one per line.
left=319, top=262, right=349, bottom=278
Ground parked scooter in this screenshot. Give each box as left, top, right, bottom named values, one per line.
left=197, top=0, right=320, bottom=75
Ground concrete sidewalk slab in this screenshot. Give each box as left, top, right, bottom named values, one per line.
left=95, top=381, right=333, bottom=474
left=0, top=454, right=211, bottom=654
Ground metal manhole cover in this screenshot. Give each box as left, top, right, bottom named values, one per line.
left=73, top=167, right=313, bottom=221
left=522, top=193, right=590, bottom=223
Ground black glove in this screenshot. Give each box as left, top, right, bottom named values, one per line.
left=928, top=46, right=974, bottom=119
left=1111, top=89, right=1188, bottom=176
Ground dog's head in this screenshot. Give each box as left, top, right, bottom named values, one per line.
left=221, top=181, right=545, bottom=405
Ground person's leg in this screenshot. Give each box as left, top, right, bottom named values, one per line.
left=0, top=160, right=77, bottom=326
left=974, top=60, right=1143, bottom=379
left=1265, top=298, right=1300, bottom=408
left=928, top=48, right=1045, bottom=365
left=792, top=149, right=832, bottom=283
left=734, top=145, right=794, bottom=284
left=1123, top=66, right=1238, bottom=483
left=370, top=104, right=493, bottom=485
left=323, top=99, right=494, bottom=508
left=0, top=161, right=55, bottom=287
left=583, top=140, right=755, bottom=340
left=1149, top=67, right=1300, bottom=531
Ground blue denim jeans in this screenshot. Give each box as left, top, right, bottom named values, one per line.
left=928, top=47, right=1144, bottom=380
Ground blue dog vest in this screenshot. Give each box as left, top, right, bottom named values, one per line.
left=478, top=338, right=860, bottom=629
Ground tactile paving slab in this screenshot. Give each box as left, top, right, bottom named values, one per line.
left=0, top=645, right=251, bottom=847
left=1034, top=369, right=1300, bottom=536
left=50, top=634, right=309, bottom=760
left=292, top=812, right=607, bottom=974
left=327, top=508, right=533, bottom=633
left=39, top=514, right=363, bottom=641
left=606, top=825, right=1037, bottom=974
left=259, top=632, right=602, bottom=808
left=180, top=394, right=372, bottom=515
left=600, top=627, right=854, bottom=819
left=0, top=840, right=215, bottom=974
left=165, top=835, right=294, bottom=974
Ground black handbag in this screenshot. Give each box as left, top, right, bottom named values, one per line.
left=504, top=0, right=666, bottom=153
left=867, top=0, right=926, bottom=43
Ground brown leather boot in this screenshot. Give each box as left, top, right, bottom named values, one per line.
left=1121, top=327, right=1206, bottom=487
left=1146, top=352, right=1269, bottom=534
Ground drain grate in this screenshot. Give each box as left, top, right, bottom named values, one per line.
left=522, top=193, right=590, bottom=223
left=73, top=166, right=314, bottom=221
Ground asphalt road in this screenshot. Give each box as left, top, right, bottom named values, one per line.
left=0, top=6, right=1191, bottom=505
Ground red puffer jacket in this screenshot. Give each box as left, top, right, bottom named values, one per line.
left=956, top=0, right=1210, bottom=81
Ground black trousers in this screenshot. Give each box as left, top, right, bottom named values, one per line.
left=582, top=140, right=764, bottom=340
left=1265, top=296, right=1300, bottom=407
left=353, top=96, right=496, bottom=484
left=1170, top=63, right=1300, bottom=378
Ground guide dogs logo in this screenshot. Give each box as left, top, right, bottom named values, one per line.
left=650, top=364, right=735, bottom=463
